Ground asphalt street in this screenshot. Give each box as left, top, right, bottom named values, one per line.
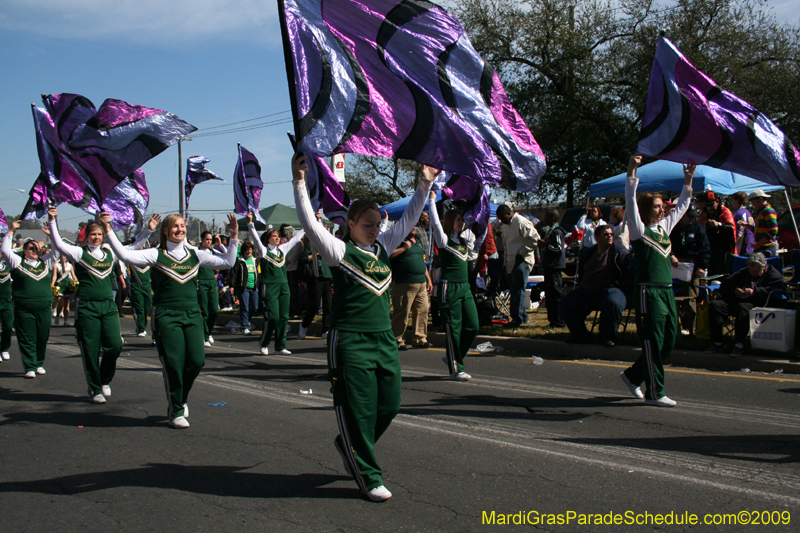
left=1, top=318, right=798, bottom=532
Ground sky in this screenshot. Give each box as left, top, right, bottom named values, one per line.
left=1, top=0, right=799, bottom=232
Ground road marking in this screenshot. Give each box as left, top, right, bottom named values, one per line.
left=557, top=359, right=800, bottom=382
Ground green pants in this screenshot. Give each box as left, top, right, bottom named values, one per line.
left=153, top=307, right=205, bottom=419
left=625, top=285, right=677, bottom=400
left=129, top=283, right=152, bottom=335
left=197, top=280, right=220, bottom=342
left=438, top=280, right=479, bottom=374
left=75, top=298, right=123, bottom=397
left=260, top=282, right=289, bottom=351
left=328, top=328, right=401, bottom=492
left=14, top=300, right=51, bottom=372
left=0, top=298, right=13, bottom=353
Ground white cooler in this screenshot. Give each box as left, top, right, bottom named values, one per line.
left=749, top=307, right=796, bottom=352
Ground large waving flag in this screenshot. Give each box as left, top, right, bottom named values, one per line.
left=185, top=155, right=223, bottom=216
left=233, top=144, right=267, bottom=225
left=41, top=93, right=196, bottom=201
left=433, top=172, right=492, bottom=238
left=278, top=0, right=546, bottom=197
left=638, top=36, right=800, bottom=187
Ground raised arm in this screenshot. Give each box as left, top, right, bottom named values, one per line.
left=47, top=207, right=83, bottom=263
left=279, top=228, right=306, bottom=254
left=292, top=153, right=346, bottom=267
left=126, top=214, right=159, bottom=250
left=625, top=155, right=646, bottom=241
left=379, top=165, right=437, bottom=253
left=1, top=225, right=21, bottom=270
left=247, top=216, right=268, bottom=257
left=102, top=215, right=159, bottom=267
left=200, top=213, right=239, bottom=268
left=428, top=190, right=448, bottom=247
left=660, top=163, right=695, bottom=234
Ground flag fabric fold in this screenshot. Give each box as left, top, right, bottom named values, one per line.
left=433, top=172, right=491, bottom=239
left=233, top=145, right=267, bottom=225
left=0, top=208, right=8, bottom=234
left=638, top=35, right=800, bottom=187
left=304, top=154, right=351, bottom=226
left=279, top=0, right=546, bottom=199
left=185, top=155, right=223, bottom=215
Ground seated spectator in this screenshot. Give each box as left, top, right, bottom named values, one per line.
left=669, top=207, right=710, bottom=335
left=560, top=225, right=634, bottom=347
left=704, top=252, right=786, bottom=357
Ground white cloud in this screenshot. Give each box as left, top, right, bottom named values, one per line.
left=0, top=0, right=281, bottom=46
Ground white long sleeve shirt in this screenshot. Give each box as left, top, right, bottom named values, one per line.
left=1, top=234, right=59, bottom=271
left=104, top=230, right=238, bottom=271
left=248, top=224, right=305, bottom=259
left=625, top=176, right=692, bottom=241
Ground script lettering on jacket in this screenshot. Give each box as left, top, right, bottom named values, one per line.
left=364, top=260, right=390, bottom=274
left=170, top=262, right=193, bottom=270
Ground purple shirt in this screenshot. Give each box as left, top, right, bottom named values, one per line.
left=733, top=206, right=755, bottom=255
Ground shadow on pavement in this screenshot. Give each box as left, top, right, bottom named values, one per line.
left=0, top=410, right=159, bottom=428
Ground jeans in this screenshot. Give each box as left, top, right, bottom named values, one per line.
left=236, top=288, right=259, bottom=328
left=561, top=286, right=627, bottom=342
left=509, top=261, right=531, bottom=325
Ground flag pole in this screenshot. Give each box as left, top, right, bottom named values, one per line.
left=178, top=139, right=184, bottom=218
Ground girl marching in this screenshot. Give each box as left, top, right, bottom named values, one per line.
left=292, top=153, right=436, bottom=502
left=1, top=221, right=59, bottom=378
left=621, top=154, right=694, bottom=407
left=428, top=196, right=479, bottom=381
left=48, top=207, right=155, bottom=403
left=247, top=213, right=304, bottom=355
left=52, top=255, right=76, bottom=326
left=102, top=212, right=239, bottom=428
left=128, top=214, right=161, bottom=339
left=197, top=231, right=224, bottom=347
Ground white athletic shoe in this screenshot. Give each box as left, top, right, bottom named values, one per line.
left=260, top=347, right=269, bottom=356
left=298, top=325, right=307, bottom=339
left=137, top=332, right=147, bottom=338
left=101, top=385, right=111, bottom=397
left=91, top=393, right=107, bottom=404
left=208, top=336, right=215, bottom=344
left=24, top=370, right=36, bottom=379
left=183, top=403, right=189, bottom=418
left=168, top=416, right=190, bottom=429
left=52, top=308, right=57, bottom=317
left=54, top=316, right=60, bottom=325
left=1, top=352, right=9, bottom=360
left=243, top=328, right=251, bottom=336
left=645, top=396, right=677, bottom=407
left=204, top=341, right=212, bottom=347
left=450, top=372, right=471, bottom=381
left=36, top=367, right=46, bottom=375
left=620, top=372, right=644, bottom=399
left=364, top=485, right=392, bottom=502
left=277, top=349, right=292, bottom=355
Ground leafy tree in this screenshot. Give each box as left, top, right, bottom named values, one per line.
left=344, top=155, right=422, bottom=204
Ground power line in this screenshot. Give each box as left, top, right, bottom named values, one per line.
left=190, top=117, right=295, bottom=139
left=194, top=109, right=292, bottom=132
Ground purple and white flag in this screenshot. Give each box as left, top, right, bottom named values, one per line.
left=0, top=208, right=8, bottom=234
left=279, top=0, right=546, bottom=194
left=233, top=144, right=267, bottom=225
left=638, top=36, right=800, bottom=187
left=305, top=154, right=351, bottom=226
left=433, top=172, right=491, bottom=239
left=42, top=93, right=196, bottom=201
left=185, top=155, right=223, bottom=215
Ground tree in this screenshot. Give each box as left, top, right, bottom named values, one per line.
left=344, top=155, right=422, bottom=204
left=456, top=0, right=800, bottom=206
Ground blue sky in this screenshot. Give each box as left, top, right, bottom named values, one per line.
left=1, top=0, right=799, bottom=231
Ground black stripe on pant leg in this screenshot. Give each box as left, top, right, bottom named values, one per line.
left=444, top=323, right=457, bottom=374
left=74, top=298, right=93, bottom=397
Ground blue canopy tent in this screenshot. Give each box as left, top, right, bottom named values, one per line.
left=588, top=160, right=785, bottom=197
left=380, top=191, right=499, bottom=219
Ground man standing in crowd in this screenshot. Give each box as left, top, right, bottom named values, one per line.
left=704, top=253, right=785, bottom=357
left=696, top=191, right=735, bottom=275
left=496, top=205, right=539, bottom=327
left=670, top=208, right=710, bottom=335
left=538, top=209, right=567, bottom=329
left=560, top=225, right=634, bottom=347
left=746, top=190, right=779, bottom=258
left=731, top=191, right=755, bottom=256
left=390, top=227, right=433, bottom=350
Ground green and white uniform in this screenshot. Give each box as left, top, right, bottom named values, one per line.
left=249, top=225, right=305, bottom=352
left=624, top=175, right=692, bottom=401
left=195, top=246, right=221, bottom=343
left=429, top=207, right=479, bottom=375
left=293, top=176, right=432, bottom=495
left=0, top=261, right=13, bottom=354
left=0, top=235, right=59, bottom=372
left=106, top=232, right=238, bottom=422
left=129, top=265, right=152, bottom=335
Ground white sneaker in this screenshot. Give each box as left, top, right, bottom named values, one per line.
left=364, top=485, right=392, bottom=502
left=298, top=325, right=307, bottom=339
left=101, top=385, right=111, bottom=397
left=24, top=370, right=36, bottom=379
left=208, top=336, right=215, bottom=344
left=321, top=331, right=328, bottom=340
left=168, top=416, right=190, bottom=429
left=52, top=308, right=57, bottom=317
left=620, top=372, right=644, bottom=399
left=1, top=352, right=8, bottom=360
left=451, top=372, right=471, bottom=381
left=91, top=393, right=107, bottom=404
left=63, top=320, right=70, bottom=327
left=204, top=341, right=212, bottom=347
left=137, top=332, right=147, bottom=338
left=183, top=403, right=189, bottom=418
left=645, top=396, right=677, bottom=407
left=277, top=349, right=292, bottom=355
left=260, top=347, right=269, bottom=356
left=334, top=436, right=353, bottom=476
left=36, top=367, right=46, bottom=375
left=243, top=328, right=251, bottom=336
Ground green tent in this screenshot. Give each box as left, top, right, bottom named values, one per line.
left=237, top=203, right=302, bottom=232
